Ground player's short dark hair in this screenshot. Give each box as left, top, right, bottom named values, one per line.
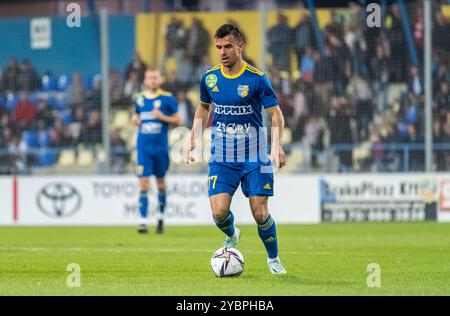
left=214, top=24, right=244, bottom=43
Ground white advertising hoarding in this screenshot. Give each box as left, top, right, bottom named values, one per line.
left=438, top=177, right=450, bottom=222
left=320, top=174, right=439, bottom=222
left=14, top=175, right=320, bottom=226
left=0, top=177, right=13, bottom=225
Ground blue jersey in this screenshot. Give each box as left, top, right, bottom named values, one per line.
left=200, top=62, right=279, bottom=163
left=134, top=89, right=178, bottom=152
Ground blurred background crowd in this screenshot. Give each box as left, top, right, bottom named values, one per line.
left=0, top=0, right=449, bottom=174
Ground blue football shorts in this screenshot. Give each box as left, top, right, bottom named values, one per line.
left=208, top=161, right=274, bottom=197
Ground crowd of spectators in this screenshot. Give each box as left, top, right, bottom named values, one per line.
left=1, top=2, right=449, bottom=174
left=261, top=3, right=450, bottom=172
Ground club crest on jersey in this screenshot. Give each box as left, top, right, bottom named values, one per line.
left=237, top=85, right=249, bottom=97
left=153, top=100, right=161, bottom=109
left=206, top=74, right=217, bottom=88
left=136, top=95, right=145, bottom=107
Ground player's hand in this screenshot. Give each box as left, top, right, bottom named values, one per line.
left=151, top=108, right=165, bottom=121
left=184, top=137, right=196, bottom=164
left=269, top=145, right=286, bottom=169
left=131, top=114, right=140, bottom=125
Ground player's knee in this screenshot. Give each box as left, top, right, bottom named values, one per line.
left=139, top=180, right=151, bottom=192
left=252, top=209, right=269, bottom=224
left=156, top=179, right=166, bottom=192
left=211, top=207, right=229, bottom=221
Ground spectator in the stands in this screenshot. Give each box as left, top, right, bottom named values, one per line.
left=186, top=17, right=210, bottom=66
left=434, top=63, right=450, bottom=88
left=293, top=15, right=314, bottom=70
left=370, top=44, right=390, bottom=113
left=412, top=6, right=424, bottom=62
left=7, top=133, right=27, bottom=174
left=125, top=52, right=147, bottom=82
left=433, top=12, right=450, bottom=58
left=110, top=70, right=125, bottom=107
left=176, top=56, right=194, bottom=87
left=408, top=65, right=424, bottom=97
left=162, top=71, right=184, bottom=94
left=12, top=91, right=37, bottom=133
left=49, top=118, right=73, bottom=148
left=19, top=59, right=40, bottom=91
left=313, top=46, right=334, bottom=117
left=68, top=104, right=86, bottom=144
left=123, top=70, right=141, bottom=102
left=111, top=128, right=129, bottom=174
left=433, top=120, right=447, bottom=171
left=3, top=58, right=20, bottom=93
left=267, top=13, right=292, bottom=72
left=327, top=96, right=353, bottom=170
left=299, top=46, right=315, bottom=83
left=384, top=124, right=401, bottom=172
left=436, top=81, right=450, bottom=119
left=406, top=124, right=425, bottom=171
left=176, top=90, right=194, bottom=127
left=87, top=78, right=102, bottom=110
left=304, top=114, right=326, bottom=168
left=351, top=74, right=373, bottom=140
left=67, top=73, right=86, bottom=107
left=79, top=110, right=102, bottom=145
left=371, top=134, right=385, bottom=171
left=35, top=99, right=54, bottom=130
left=386, top=4, right=407, bottom=82
left=165, top=15, right=187, bottom=66
left=289, top=79, right=309, bottom=141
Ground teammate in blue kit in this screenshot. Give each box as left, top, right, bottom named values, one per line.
left=132, top=69, right=181, bottom=234
left=187, top=24, right=287, bottom=274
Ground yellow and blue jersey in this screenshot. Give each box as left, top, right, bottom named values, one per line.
left=134, top=89, right=178, bottom=153
left=200, top=61, right=279, bottom=163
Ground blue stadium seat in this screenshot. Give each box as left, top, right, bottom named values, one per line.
left=405, top=106, right=418, bottom=124
left=56, top=94, right=69, bottom=110
left=92, top=74, right=102, bottom=88
left=60, top=110, right=73, bottom=125
left=42, top=75, right=58, bottom=91
left=0, top=94, right=6, bottom=107
left=58, top=75, right=72, bottom=91
left=6, top=93, right=19, bottom=112
left=84, top=75, right=93, bottom=91
left=38, top=131, right=51, bottom=147
left=47, top=95, right=58, bottom=110
left=29, top=92, right=40, bottom=105
left=38, top=149, right=57, bottom=167
left=23, top=131, right=39, bottom=148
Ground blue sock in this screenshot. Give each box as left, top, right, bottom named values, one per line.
left=257, top=215, right=278, bottom=259
left=214, top=211, right=235, bottom=238
left=158, top=189, right=166, bottom=216
left=139, top=191, right=149, bottom=220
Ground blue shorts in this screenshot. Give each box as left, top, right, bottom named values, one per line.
left=208, top=161, right=274, bottom=197
left=136, top=149, right=169, bottom=178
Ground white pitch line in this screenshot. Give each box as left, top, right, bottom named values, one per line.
left=0, top=247, right=310, bottom=255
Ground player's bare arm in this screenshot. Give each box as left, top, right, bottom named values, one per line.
left=131, top=113, right=140, bottom=125
left=267, top=106, right=286, bottom=169
left=186, top=103, right=210, bottom=163
left=152, top=108, right=181, bottom=126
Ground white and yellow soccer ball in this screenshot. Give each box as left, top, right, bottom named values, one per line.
left=210, top=247, right=244, bottom=277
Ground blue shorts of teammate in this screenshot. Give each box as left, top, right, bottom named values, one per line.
left=136, top=149, right=169, bottom=178
left=208, top=161, right=274, bottom=197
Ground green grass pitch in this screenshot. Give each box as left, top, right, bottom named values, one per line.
left=1, top=223, right=449, bottom=295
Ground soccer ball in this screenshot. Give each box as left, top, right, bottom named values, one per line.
left=210, top=247, right=245, bottom=277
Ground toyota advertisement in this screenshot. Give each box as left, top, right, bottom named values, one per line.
left=2, top=175, right=319, bottom=225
